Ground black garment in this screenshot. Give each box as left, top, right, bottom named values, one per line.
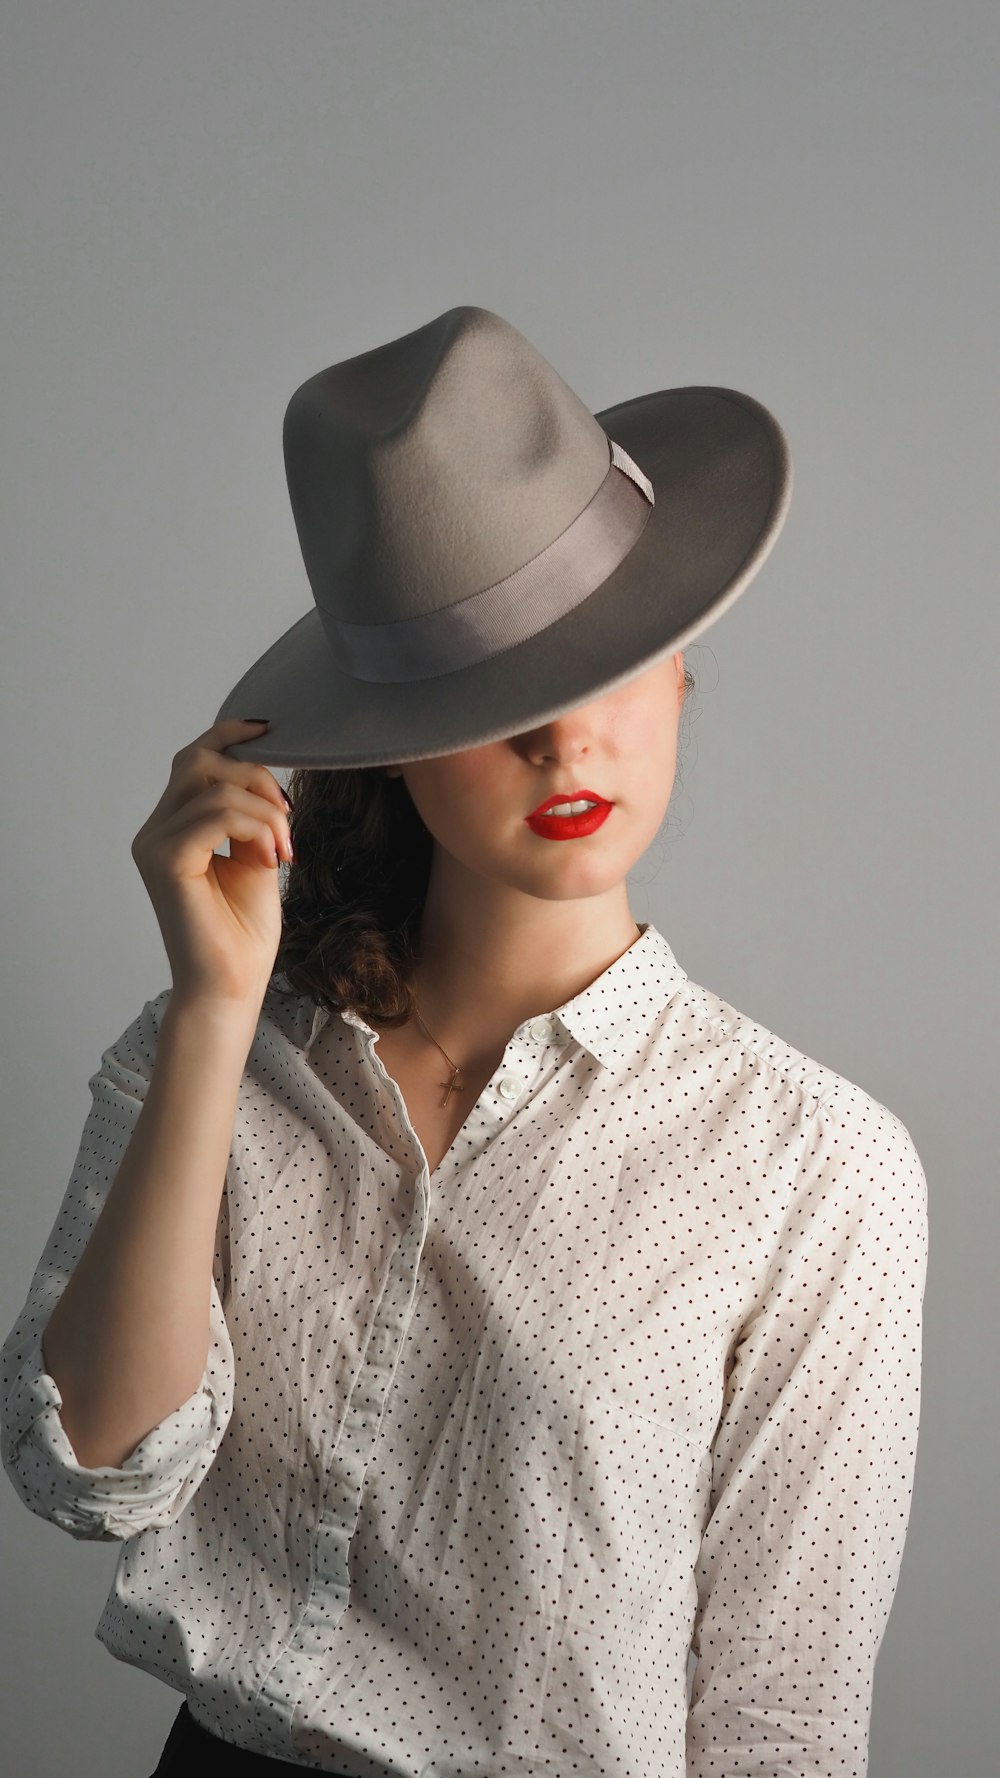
left=150, top=1702, right=337, bottom=1775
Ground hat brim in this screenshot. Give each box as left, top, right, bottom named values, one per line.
left=215, top=385, right=791, bottom=768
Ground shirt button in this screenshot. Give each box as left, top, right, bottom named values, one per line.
left=497, top=1074, right=523, bottom=1101
left=528, top=1016, right=553, bottom=1041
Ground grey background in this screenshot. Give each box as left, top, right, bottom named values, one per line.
left=1, top=3, right=995, bottom=1773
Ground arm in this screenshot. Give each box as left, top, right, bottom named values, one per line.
left=686, top=1089, right=928, bottom=1777
left=1, top=989, right=252, bottom=1540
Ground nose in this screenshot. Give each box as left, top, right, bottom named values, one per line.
left=518, top=715, right=594, bottom=764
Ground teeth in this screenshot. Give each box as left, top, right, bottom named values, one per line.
left=546, top=799, right=599, bottom=816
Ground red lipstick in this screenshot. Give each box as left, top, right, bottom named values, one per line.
left=525, top=788, right=613, bottom=841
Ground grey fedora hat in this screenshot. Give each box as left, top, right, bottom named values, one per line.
left=215, top=304, right=792, bottom=768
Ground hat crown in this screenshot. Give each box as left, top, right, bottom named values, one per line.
left=282, top=305, right=613, bottom=626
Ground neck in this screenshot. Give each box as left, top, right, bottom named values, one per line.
left=409, top=869, right=643, bottom=1062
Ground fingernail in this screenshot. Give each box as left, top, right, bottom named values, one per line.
left=241, top=716, right=270, bottom=725
left=280, top=786, right=294, bottom=809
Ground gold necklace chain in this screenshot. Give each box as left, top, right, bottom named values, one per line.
left=412, top=1007, right=463, bottom=1107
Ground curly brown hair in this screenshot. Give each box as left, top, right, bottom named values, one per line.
left=271, top=663, right=696, bottom=1026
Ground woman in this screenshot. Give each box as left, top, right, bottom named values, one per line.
left=1, top=306, right=927, bottom=1776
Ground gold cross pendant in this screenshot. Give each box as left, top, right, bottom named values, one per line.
left=440, top=1067, right=461, bottom=1108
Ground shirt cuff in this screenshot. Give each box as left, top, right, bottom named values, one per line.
left=2, top=1319, right=231, bottom=1541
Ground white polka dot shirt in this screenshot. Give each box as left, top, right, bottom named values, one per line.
left=1, top=922, right=928, bottom=1775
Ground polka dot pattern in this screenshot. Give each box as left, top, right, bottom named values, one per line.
left=1, top=922, right=928, bottom=1774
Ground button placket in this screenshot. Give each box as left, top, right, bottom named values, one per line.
left=252, top=1186, right=426, bottom=1745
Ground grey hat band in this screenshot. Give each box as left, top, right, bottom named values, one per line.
left=319, top=436, right=655, bottom=684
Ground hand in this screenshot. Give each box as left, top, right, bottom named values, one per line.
left=130, top=718, right=294, bottom=1008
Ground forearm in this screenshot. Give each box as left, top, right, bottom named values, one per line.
left=41, top=993, right=258, bottom=1469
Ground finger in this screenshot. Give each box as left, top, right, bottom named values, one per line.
left=151, top=782, right=293, bottom=872
left=164, top=736, right=289, bottom=823
left=187, top=750, right=290, bottom=813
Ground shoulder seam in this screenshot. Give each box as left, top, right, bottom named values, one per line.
left=675, top=979, right=860, bottom=1118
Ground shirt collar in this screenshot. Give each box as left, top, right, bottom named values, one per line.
left=272, top=920, right=687, bottom=1073
left=544, top=920, right=687, bottom=1071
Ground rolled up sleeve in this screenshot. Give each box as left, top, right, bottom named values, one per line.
left=1, top=992, right=235, bottom=1542
left=687, top=1089, right=929, bottom=1777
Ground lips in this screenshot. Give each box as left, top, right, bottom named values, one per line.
left=527, top=788, right=610, bottom=818
left=524, top=793, right=614, bottom=841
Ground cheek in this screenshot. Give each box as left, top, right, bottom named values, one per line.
left=624, top=717, right=681, bottom=817
left=617, top=704, right=677, bottom=775
left=411, top=773, right=498, bottom=852
left=647, top=698, right=681, bottom=759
